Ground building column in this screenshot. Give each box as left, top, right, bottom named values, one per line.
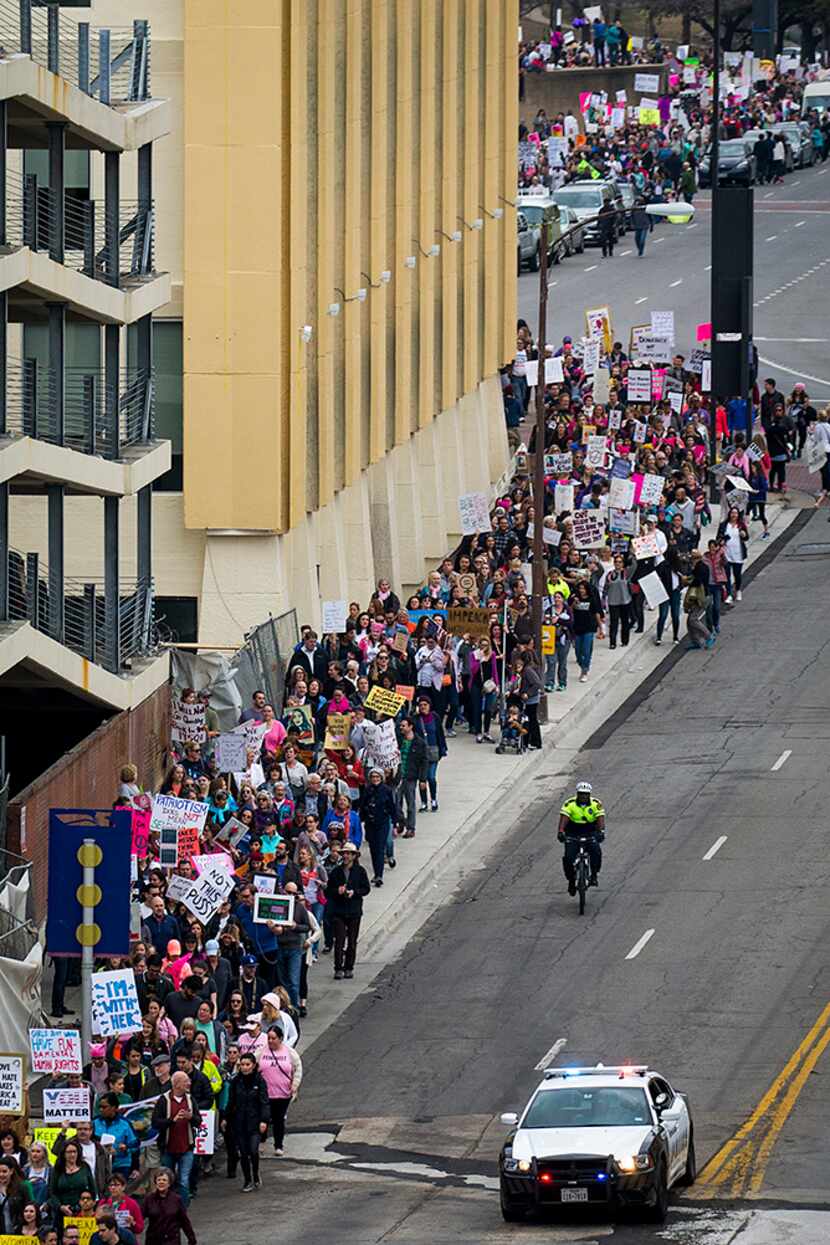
left=0, top=482, right=8, bottom=622
left=0, top=100, right=7, bottom=248
left=47, top=121, right=65, bottom=264
left=136, top=314, right=152, bottom=438
left=104, top=150, right=120, bottom=287
left=0, top=292, right=7, bottom=436
left=47, top=301, right=65, bottom=446
left=47, top=483, right=64, bottom=643
left=137, top=141, right=152, bottom=272
left=104, top=495, right=119, bottom=671
left=137, top=483, right=151, bottom=586
left=105, top=322, right=120, bottom=459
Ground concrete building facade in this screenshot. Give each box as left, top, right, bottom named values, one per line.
left=23, top=0, right=518, bottom=646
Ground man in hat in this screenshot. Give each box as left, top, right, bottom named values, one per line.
left=239, top=952, right=267, bottom=1014
left=325, top=842, right=371, bottom=980
left=145, top=1052, right=173, bottom=1100
left=204, top=939, right=232, bottom=1013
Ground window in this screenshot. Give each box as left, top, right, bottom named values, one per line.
left=128, top=320, right=182, bottom=491
left=523, top=1086, right=651, bottom=1129
left=154, top=596, right=197, bottom=644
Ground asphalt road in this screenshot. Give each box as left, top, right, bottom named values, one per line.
left=517, top=160, right=830, bottom=404
left=191, top=509, right=830, bottom=1243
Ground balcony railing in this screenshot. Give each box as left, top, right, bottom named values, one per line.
left=6, top=547, right=154, bottom=671
left=5, top=168, right=156, bottom=286
left=4, top=359, right=155, bottom=456
left=0, top=1, right=151, bottom=103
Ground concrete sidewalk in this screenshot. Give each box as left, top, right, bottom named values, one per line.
left=297, top=498, right=803, bottom=1048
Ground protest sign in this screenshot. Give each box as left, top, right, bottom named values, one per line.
left=252, top=874, right=276, bottom=894
left=571, top=511, right=607, bottom=549
left=63, top=1220, right=96, bottom=1245
left=610, top=456, right=631, bottom=479
left=395, top=684, right=415, bottom=702
left=608, top=477, right=635, bottom=511
left=632, top=533, right=660, bottom=559
left=683, top=65, right=697, bottom=83
left=608, top=408, right=622, bottom=431
left=582, top=339, right=600, bottom=376
left=585, top=307, right=613, bottom=353
left=458, top=491, right=491, bottom=535
left=194, top=1110, right=217, bottom=1156
left=43, top=1086, right=91, bottom=1123
left=374, top=719, right=400, bottom=769
left=170, top=697, right=206, bottom=745
left=554, top=483, right=574, bottom=513
left=639, top=106, right=660, bottom=125
left=446, top=606, right=492, bottom=640
left=805, top=428, right=827, bottom=474
left=696, top=321, right=712, bottom=342
left=639, top=473, right=665, bottom=506
left=150, top=794, right=209, bottom=837
left=215, top=816, right=249, bottom=849
left=544, top=355, right=565, bottom=383
left=632, top=333, right=673, bottom=364
left=253, top=893, right=295, bottom=925
left=725, top=488, right=749, bottom=511
left=130, top=807, right=151, bottom=859
left=321, top=599, right=348, bottom=633
left=231, top=719, right=268, bottom=758
left=391, top=628, right=410, bottom=652
left=165, top=874, right=193, bottom=903
left=541, top=625, right=557, bottom=656
left=91, top=969, right=142, bottom=1037
left=627, top=369, right=652, bottom=404
left=35, top=1125, right=74, bottom=1165
left=283, top=703, right=315, bottom=745
left=668, top=390, right=684, bottom=416
left=650, top=310, right=675, bottom=341
left=746, top=441, right=763, bottom=463
left=178, top=860, right=235, bottom=922
left=610, top=106, right=625, bottom=129
left=192, top=852, right=233, bottom=875
left=176, top=824, right=200, bottom=862
left=29, top=1028, right=82, bottom=1076
left=639, top=571, right=669, bottom=609
left=324, top=713, right=351, bottom=751
left=524, top=359, right=539, bottom=388
left=592, top=367, right=610, bottom=404
left=687, top=348, right=710, bottom=375
left=635, top=72, right=660, bottom=93
left=632, top=420, right=647, bottom=444
left=585, top=434, right=607, bottom=468
left=215, top=732, right=248, bottom=773
left=616, top=88, right=627, bottom=102
left=364, top=685, right=408, bottom=717
left=701, top=358, right=711, bottom=392
left=581, top=423, right=596, bottom=444
left=545, top=451, right=572, bottom=476
left=0, top=1054, right=23, bottom=1114
left=609, top=508, right=639, bottom=535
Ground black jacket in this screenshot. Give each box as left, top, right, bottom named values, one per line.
left=151, top=1090, right=203, bottom=1150
left=397, top=730, right=428, bottom=781
left=226, top=1070, right=270, bottom=1137
left=325, top=862, right=371, bottom=918
left=287, top=645, right=328, bottom=683
left=359, top=781, right=397, bottom=830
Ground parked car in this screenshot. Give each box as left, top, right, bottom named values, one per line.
left=515, top=193, right=564, bottom=264
left=698, top=139, right=757, bottom=187
left=779, top=120, right=815, bottom=167
left=742, top=129, right=795, bottom=174
left=554, top=204, right=585, bottom=257
left=517, top=211, right=539, bottom=272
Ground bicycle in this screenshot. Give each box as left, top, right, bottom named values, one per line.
left=573, top=835, right=592, bottom=916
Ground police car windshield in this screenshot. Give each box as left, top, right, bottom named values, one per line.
left=554, top=188, right=603, bottom=209
left=524, top=1086, right=651, bottom=1128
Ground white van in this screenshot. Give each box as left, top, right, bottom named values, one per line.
left=802, top=80, right=830, bottom=115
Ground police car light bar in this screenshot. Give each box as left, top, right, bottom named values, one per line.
left=543, top=1065, right=650, bottom=1080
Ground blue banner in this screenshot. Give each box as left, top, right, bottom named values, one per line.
left=46, top=809, right=132, bottom=956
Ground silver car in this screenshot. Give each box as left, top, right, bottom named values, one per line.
left=555, top=204, right=585, bottom=257
left=517, top=211, right=539, bottom=272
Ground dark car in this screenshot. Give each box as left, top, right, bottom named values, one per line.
left=779, top=121, right=815, bottom=167
left=698, top=139, right=756, bottom=187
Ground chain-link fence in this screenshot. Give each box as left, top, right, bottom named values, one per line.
left=232, top=610, right=299, bottom=713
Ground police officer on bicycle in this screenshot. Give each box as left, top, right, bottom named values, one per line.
left=558, top=781, right=606, bottom=895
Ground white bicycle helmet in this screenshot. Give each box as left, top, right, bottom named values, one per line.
left=575, top=781, right=593, bottom=794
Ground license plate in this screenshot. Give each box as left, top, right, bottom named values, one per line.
left=560, top=1188, right=589, bottom=1203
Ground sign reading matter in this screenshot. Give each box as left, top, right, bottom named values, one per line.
left=43, top=1086, right=91, bottom=1123
left=0, top=1054, right=24, bottom=1114
left=91, top=969, right=142, bottom=1037
left=30, top=1028, right=82, bottom=1075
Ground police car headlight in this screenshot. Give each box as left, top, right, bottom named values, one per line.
left=617, top=1154, right=653, bottom=1173
left=503, top=1157, right=532, bottom=1173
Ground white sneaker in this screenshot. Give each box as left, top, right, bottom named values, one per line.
left=579, top=672, right=588, bottom=683
left=724, top=595, right=733, bottom=604
left=735, top=590, right=742, bottom=601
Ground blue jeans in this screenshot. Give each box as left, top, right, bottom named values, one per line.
left=657, top=588, right=682, bottom=641
left=275, top=944, right=303, bottom=1009
left=420, top=761, right=439, bottom=803
left=310, top=900, right=324, bottom=959
left=161, top=1149, right=195, bottom=1205
left=708, top=584, right=723, bottom=632
left=635, top=227, right=648, bottom=255
left=573, top=632, right=594, bottom=673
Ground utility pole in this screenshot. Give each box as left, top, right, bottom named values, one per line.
left=532, top=220, right=548, bottom=715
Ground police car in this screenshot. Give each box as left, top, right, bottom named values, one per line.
left=498, top=1065, right=695, bottom=1223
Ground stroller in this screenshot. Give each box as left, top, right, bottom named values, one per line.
left=495, top=699, right=528, bottom=754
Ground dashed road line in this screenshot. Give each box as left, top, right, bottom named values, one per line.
left=625, top=929, right=655, bottom=961
left=584, top=264, right=597, bottom=272
left=703, top=836, right=728, bottom=861
left=534, top=1037, right=568, bottom=1071
left=635, top=296, right=647, bottom=304
left=670, top=278, right=683, bottom=287
left=795, top=220, right=806, bottom=227
left=771, top=749, right=792, bottom=772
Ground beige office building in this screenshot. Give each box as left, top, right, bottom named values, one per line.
left=37, top=0, right=518, bottom=646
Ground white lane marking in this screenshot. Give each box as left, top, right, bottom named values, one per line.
left=547, top=281, right=558, bottom=289
left=795, top=220, right=806, bottom=227
left=535, top=1037, right=568, bottom=1071
left=584, top=264, right=598, bottom=272
left=705, top=264, right=712, bottom=271
left=625, top=929, right=655, bottom=961
left=670, top=278, right=683, bottom=287
left=620, top=249, right=632, bottom=256
left=703, top=836, right=728, bottom=861
left=757, top=354, right=830, bottom=389
left=687, top=222, right=698, bottom=229
left=771, top=749, right=792, bottom=772
left=766, top=235, right=778, bottom=241
left=654, top=237, right=665, bottom=244
left=819, top=168, right=828, bottom=175
left=792, top=179, right=801, bottom=186
left=763, top=191, right=774, bottom=198
left=635, top=296, right=647, bottom=304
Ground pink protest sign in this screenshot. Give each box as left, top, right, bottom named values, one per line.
left=131, top=807, right=151, bottom=858
left=696, top=322, right=712, bottom=342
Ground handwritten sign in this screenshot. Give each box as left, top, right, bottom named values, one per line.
left=457, top=491, right=491, bottom=535
left=632, top=533, right=660, bottom=559
left=627, top=368, right=652, bottom=405
left=150, top=794, right=209, bottom=837
left=176, top=825, right=200, bottom=862
left=545, top=451, right=572, bottom=476
left=635, top=72, right=660, bottom=93
left=364, top=685, right=408, bottom=718
left=171, top=698, right=206, bottom=745
left=90, top=969, right=142, bottom=1037
left=194, top=1109, right=217, bottom=1156
left=323, top=713, right=351, bottom=751
left=554, top=483, right=574, bottom=514
left=43, top=1086, right=91, bottom=1123
left=639, top=473, right=665, bottom=506
left=130, top=807, right=151, bottom=859
left=650, top=310, right=675, bottom=341
left=63, top=1219, right=96, bottom=1245
left=445, top=606, right=492, bottom=640
left=0, top=1054, right=24, bottom=1114
left=34, top=1125, right=74, bottom=1165
left=215, top=732, right=248, bottom=773
left=231, top=719, right=268, bottom=758
left=177, top=860, right=235, bottom=922
left=373, top=719, right=400, bottom=770
left=585, top=435, right=607, bottom=469
left=571, top=511, right=607, bottom=549
left=321, top=600, right=348, bottom=633
left=608, top=477, right=635, bottom=511
left=29, top=1028, right=82, bottom=1075
left=582, top=339, right=601, bottom=376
